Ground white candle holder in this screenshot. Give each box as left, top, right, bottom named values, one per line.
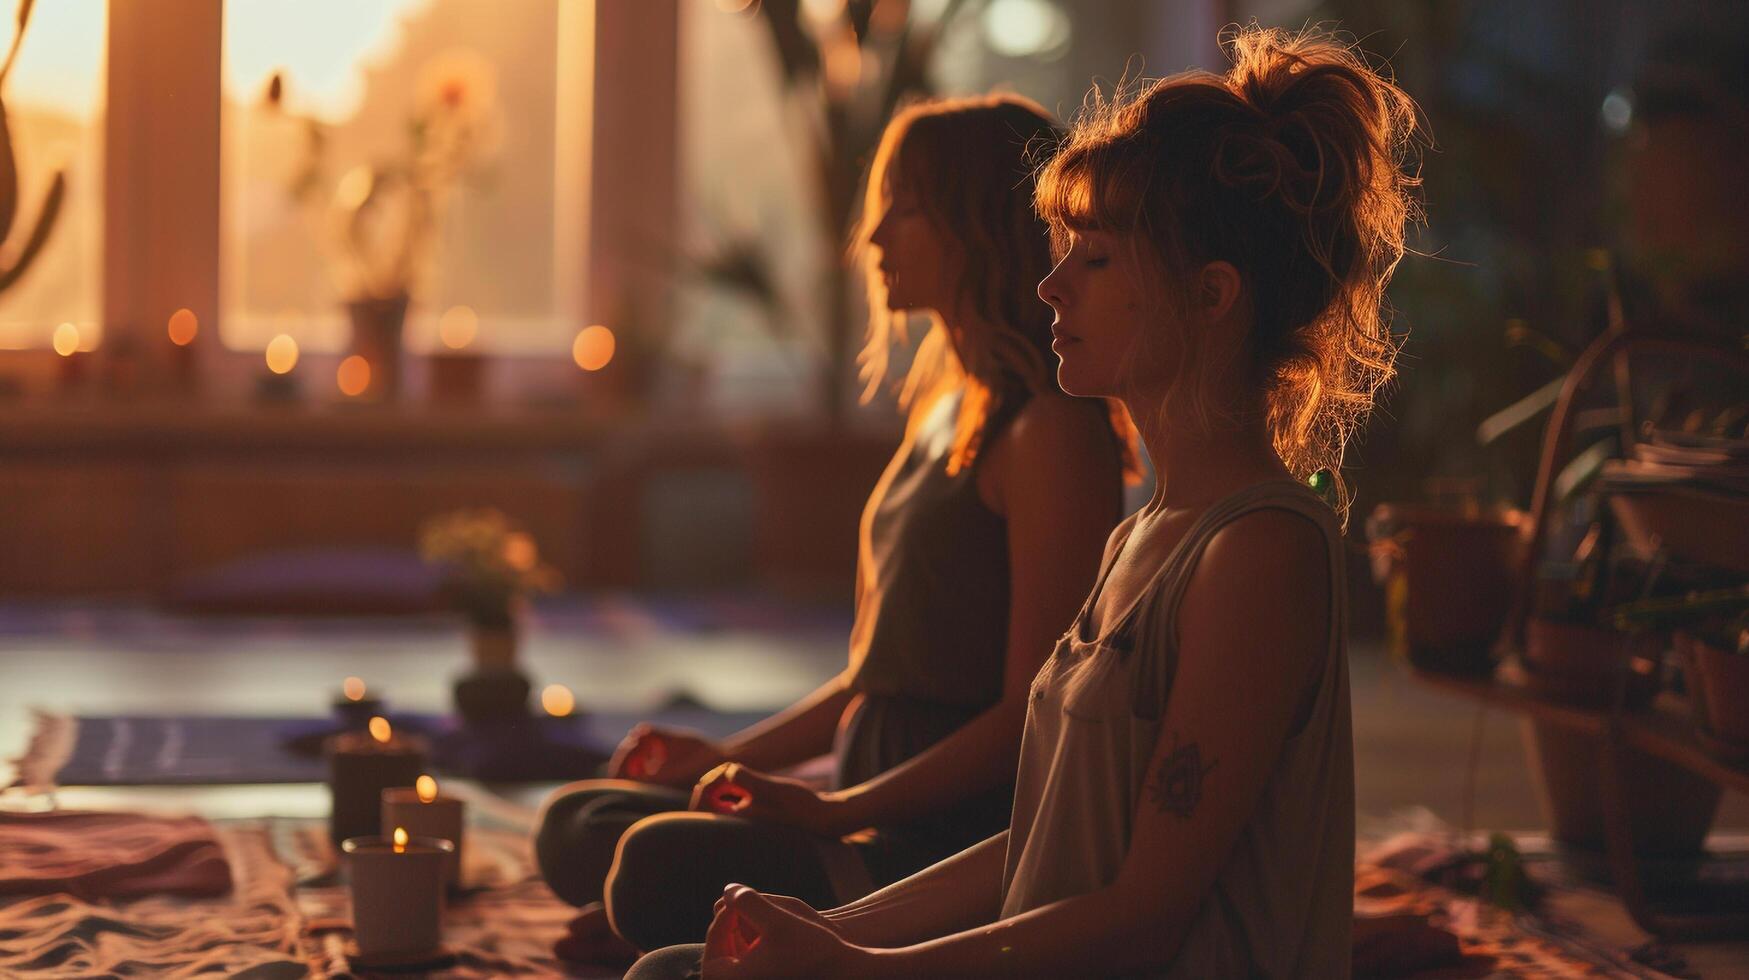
left=341, top=833, right=453, bottom=958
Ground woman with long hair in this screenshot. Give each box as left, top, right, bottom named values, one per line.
left=630, top=25, right=1419, bottom=978
left=534, top=93, right=1134, bottom=962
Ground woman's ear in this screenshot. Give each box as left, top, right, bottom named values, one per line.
left=1195, top=261, right=1243, bottom=323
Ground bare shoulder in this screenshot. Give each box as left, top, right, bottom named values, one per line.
left=1198, top=506, right=1331, bottom=583
left=992, top=392, right=1115, bottom=468
left=1178, top=505, right=1332, bottom=668
left=980, top=392, right=1121, bottom=517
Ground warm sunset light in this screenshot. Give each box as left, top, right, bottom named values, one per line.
left=503, top=532, right=537, bottom=572
left=369, top=716, right=392, bottom=743
left=393, top=826, right=409, bottom=852
left=265, top=334, right=300, bottom=374
left=52, top=323, right=80, bottom=356
left=167, top=308, right=199, bottom=346
left=438, top=305, right=478, bottom=349
left=416, top=774, right=438, bottom=803
left=336, top=355, right=371, bottom=396
left=541, top=683, right=576, bottom=717
left=572, top=324, right=614, bottom=371
left=343, top=676, right=366, bottom=701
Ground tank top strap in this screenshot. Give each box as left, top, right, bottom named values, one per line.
left=1120, top=479, right=1342, bottom=717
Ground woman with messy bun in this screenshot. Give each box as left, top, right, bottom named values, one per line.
left=628, top=26, right=1419, bottom=979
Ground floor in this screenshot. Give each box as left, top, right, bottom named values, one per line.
left=2, top=599, right=1746, bottom=975
left=4, top=598, right=1745, bottom=832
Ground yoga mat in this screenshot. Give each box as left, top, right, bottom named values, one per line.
left=27, top=708, right=773, bottom=787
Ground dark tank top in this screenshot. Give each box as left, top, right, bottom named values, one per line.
left=835, top=383, right=1028, bottom=882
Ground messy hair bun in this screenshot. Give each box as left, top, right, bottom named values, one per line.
left=1037, top=25, right=1421, bottom=520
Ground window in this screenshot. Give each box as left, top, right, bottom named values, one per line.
left=671, top=1, right=828, bottom=419
left=220, top=0, right=589, bottom=354
left=0, top=0, right=105, bottom=351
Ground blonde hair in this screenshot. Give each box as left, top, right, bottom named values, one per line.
left=1036, top=26, right=1421, bottom=518
left=856, top=94, right=1140, bottom=480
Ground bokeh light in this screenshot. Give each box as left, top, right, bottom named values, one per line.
left=265, top=334, right=300, bottom=374
left=438, top=305, right=478, bottom=349
left=369, top=716, right=392, bottom=742
left=981, top=0, right=1071, bottom=59
left=167, top=308, right=199, bottom=346
left=52, top=322, right=80, bottom=356
left=502, top=532, right=537, bottom=572
left=572, top=324, right=615, bottom=371
left=343, top=676, right=366, bottom=701
left=416, top=774, right=438, bottom=802
left=541, top=683, right=576, bottom=717
left=336, top=355, right=371, bottom=396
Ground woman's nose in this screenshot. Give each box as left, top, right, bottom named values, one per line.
left=1038, top=257, right=1068, bottom=309
left=869, top=211, right=893, bottom=250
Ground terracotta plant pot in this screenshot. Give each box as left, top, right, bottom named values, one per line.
left=452, top=622, right=530, bottom=724
left=1608, top=487, right=1749, bottom=575
left=452, top=667, right=531, bottom=725
left=347, top=294, right=410, bottom=401
left=1365, top=504, right=1525, bottom=675
left=1522, top=718, right=1722, bottom=858
left=1521, top=618, right=1662, bottom=708
left=1677, top=630, right=1749, bottom=746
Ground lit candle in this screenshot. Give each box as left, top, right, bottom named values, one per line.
left=256, top=333, right=301, bottom=402
left=342, top=826, right=451, bottom=958
left=53, top=322, right=88, bottom=390
left=431, top=305, right=484, bottom=405
left=326, top=716, right=426, bottom=845
left=166, top=308, right=201, bottom=392
left=331, top=676, right=384, bottom=730
left=381, top=774, right=466, bottom=887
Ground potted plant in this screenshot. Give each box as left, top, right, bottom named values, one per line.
left=1365, top=499, right=1526, bottom=676
left=262, top=53, right=502, bottom=400
left=419, top=508, right=558, bottom=723
left=1617, top=586, right=1749, bottom=753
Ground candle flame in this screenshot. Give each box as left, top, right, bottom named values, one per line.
left=52, top=322, right=80, bottom=356
left=393, top=826, right=408, bottom=852
left=265, top=333, right=299, bottom=374
left=369, top=716, right=391, bottom=743
left=416, top=774, right=438, bottom=803
left=343, top=676, right=366, bottom=701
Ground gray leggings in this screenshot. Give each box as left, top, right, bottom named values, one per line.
left=533, top=781, right=852, bottom=951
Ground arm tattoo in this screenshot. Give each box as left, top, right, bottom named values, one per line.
left=1146, top=731, right=1218, bottom=819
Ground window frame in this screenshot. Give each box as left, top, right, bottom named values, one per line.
left=99, top=0, right=674, bottom=389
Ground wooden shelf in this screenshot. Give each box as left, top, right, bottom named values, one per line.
left=1408, top=661, right=1749, bottom=796
left=1407, top=658, right=1749, bottom=939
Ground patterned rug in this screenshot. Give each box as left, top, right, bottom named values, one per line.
left=0, top=812, right=1722, bottom=978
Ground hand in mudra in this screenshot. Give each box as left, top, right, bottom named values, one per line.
left=689, top=762, right=859, bottom=837
left=607, top=724, right=727, bottom=787
left=701, top=885, right=859, bottom=979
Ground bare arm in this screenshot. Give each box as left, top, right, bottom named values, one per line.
left=821, top=831, right=1010, bottom=948
left=825, top=397, right=1121, bottom=829
left=701, top=511, right=1333, bottom=979
left=719, top=672, right=854, bottom=773
left=841, top=510, right=1332, bottom=977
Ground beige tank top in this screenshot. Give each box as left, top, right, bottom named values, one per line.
left=1000, top=480, right=1353, bottom=979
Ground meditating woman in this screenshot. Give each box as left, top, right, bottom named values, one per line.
left=628, top=26, right=1419, bottom=978
left=534, top=94, right=1135, bottom=961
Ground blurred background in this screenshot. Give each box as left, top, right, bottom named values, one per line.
left=1, top=0, right=1745, bottom=835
